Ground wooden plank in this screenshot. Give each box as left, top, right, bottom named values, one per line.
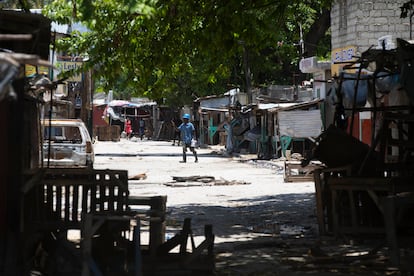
left=179, top=218, right=192, bottom=255
left=42, top=179, right=91, bottom=186
left=56, top=185, right=62, bottom=220
left=129, top=196, right=153, bottom=205
left=82, top=185, right=89, bottom=214
left=328, top=177, right=414, bottom=192
left=37, top=185, right=44, bottom=220
left=72, top=184, right=79, bottom=222
left=64, top=185, right=70, bottom=222
left=94, top=171, right=102, bottom=212
left=118, top=171, right=129, bottom=212
left=108, top=184, right=115, bottom=212
left=91, top=184, right=97, bottom=213
left=46, top=184, right=53, bottom=221
left=98, top=183, right=104, bottom=212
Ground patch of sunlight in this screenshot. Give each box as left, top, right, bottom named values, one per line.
left=345, top=251, right=370, bottom=257
left=214, top=234, right=261, bottom=244
left=285, top=256, right=307, bottom=263
left=67, top=229, right=81, bottom=242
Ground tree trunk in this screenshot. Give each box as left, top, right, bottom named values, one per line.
left=304, top=8, right=331, bottom=58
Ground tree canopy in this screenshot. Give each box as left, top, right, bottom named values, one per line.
left=42, top=0, right=331, bottom=106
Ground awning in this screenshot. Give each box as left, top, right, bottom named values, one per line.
left=199, top=107, right=229, bottom=112
left=257, top=103, right=295, bottom=110
left=108, top=100, right=130, bottom=107
left=108, top=100, right=157, bottom=108
left=268, top=99, right=322, bottom=113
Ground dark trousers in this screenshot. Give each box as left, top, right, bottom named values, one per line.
left=182, top=143, right=197, bottom=162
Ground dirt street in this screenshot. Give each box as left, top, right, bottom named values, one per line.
left=93, top=138, right=401, bottom=276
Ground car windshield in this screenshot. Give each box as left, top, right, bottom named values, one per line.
left=44, top=126, right=83, bottom=144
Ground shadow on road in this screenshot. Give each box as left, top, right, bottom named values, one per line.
left=166, top=192, right=317, bottom=239
left=164, top=193, right=397, bottom=276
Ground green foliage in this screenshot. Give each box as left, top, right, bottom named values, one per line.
left=43, top=0, right=331, bottom=107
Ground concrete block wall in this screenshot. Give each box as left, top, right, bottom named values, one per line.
left=331, top=0, right=411, bottom=54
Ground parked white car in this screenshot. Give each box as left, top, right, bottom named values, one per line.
left=42, top=119, right=94, bottom=168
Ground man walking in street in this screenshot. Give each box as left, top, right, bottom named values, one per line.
left=174, top=113, right=198, bottom=163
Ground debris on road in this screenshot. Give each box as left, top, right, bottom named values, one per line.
left=165, top=175, right=251, bottom=187
left=128, top=172, right=148, bottom=180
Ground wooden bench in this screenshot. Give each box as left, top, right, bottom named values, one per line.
left=21, top=168, right=130, bottom=232
left=129, top=195, right=167, bottom=255
left=21, top=168, right=215, bottom=275
left=314, top=167, right=414, bottom=235
left=21, top=168, right=143, bottom=275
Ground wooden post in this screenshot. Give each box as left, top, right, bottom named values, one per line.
left=313, top=169, right=326, bottom=235
left=81, top=213, right=92, bottom=276
left=180, top=218, right=192, bottom=254
left=149, top=196, right=167, bottom=255
left=133, top=218, right=143, bottom=276
left=205, top=224, right=214, bottom=257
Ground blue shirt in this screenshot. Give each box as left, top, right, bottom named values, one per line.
left=178, top=122, right=195, bottom=144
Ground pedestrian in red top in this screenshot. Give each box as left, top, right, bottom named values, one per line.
left=125, top=118, right=132, bottom=139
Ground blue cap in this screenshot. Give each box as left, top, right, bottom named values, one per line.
left=182, top=113, right=190, bottom=119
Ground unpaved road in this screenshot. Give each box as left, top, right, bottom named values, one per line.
left=93, top=138, right=316, bottom=241
left=93, top=138, right=402, bottom=276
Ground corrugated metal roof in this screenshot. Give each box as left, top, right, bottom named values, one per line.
left=268, top=99, right=322, bottom=112
left=278, top=110, right=322, bottom=138
left=199, top=107, right=229, bottom=112
left=258, top=103, right=295, bottom=110
left=200, top=96, right=230, bottom=109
